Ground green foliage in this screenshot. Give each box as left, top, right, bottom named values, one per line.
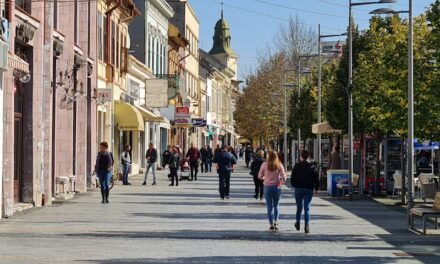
left=288, top=81, right=317, bottom=140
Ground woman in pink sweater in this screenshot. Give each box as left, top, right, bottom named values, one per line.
left=258, top=150, right=287, bottom=230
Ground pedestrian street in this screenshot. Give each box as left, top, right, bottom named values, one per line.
left=0, top=161, right=439, bottom=264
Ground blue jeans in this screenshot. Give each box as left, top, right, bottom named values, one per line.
left=218, top=171, right=231, bottom=198
left=294, top=188, right=314, bottom=224
left=264, top=186, right=282, bottom=225
left=98, top=170, right=112, bottom=191
left=143, top=162, right=157, bottom=183
left=122, top=163, right=130, bottom=184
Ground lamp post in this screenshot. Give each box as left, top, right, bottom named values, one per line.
left=348, top=0, right=395, bottom=198
left=318, top=25, right=347, bottom=169
left=370, top=0, right=413, bottom=224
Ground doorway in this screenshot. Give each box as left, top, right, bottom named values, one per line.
left=14, top=82, right=24, bottom=203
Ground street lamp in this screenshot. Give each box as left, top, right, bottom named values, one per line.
left=318, top=24, right=347, bottom=170
left=297, top=55, right=317, bottom=162
left=369, top=0, right=414, bottom=224
left=347, top=0, right=396, bottom=198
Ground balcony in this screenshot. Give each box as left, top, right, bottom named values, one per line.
left=155, top=74, right=180, bottom=99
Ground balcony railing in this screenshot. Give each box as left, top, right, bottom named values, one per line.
left=156, top=74, right=180, bottom=99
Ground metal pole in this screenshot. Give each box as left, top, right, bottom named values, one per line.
left=284, top=71, right=288, bottom=171
left=318, top=24, right=322, bottom=168
left=407, top=0, right=414, bottom=220
left=298, top=60, right=301, bottom=162
left=348, top=0, right=354, bottom=197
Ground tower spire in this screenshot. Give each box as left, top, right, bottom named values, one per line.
left=221, top=0, right=224, bottom=19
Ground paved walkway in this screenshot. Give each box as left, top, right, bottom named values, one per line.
left=1, top=161, right=439, bottom=263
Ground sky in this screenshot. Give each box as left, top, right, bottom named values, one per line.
left=189, top=0, right=435, bottom=80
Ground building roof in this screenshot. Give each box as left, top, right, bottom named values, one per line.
left=209, top=11, right=235, bottom=56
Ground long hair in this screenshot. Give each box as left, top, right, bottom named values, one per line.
left=267, top=150, right=281, bottom=171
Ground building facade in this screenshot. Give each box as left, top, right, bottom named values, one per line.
left=200, top=11, right=239, bottom=148
left=166, top=0, right=201, bottom=152
left=2, top=0, right=97, bottom=217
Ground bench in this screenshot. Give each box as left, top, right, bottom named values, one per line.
left=410, top=192, right=440, bottom=235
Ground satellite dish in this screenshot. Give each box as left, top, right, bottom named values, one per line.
left=19, top=72, right=31, bottom=83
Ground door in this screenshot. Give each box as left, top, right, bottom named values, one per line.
left=14, top=116, right=23, bottom=203
left=14, top=82, right=24, bottom=203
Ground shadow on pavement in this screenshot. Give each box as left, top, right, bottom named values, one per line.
left=67, top=230, right=378, bottom=243
left=324, top=198, right=440, bottom=262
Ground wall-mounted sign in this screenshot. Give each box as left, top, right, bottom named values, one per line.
left=192, top=118, right=207, bottom=127
left=175, top=107, right=191, bottom=127
left=145, top=79, right=168, bottom=108
left=96, top=88, right=112, bottom=103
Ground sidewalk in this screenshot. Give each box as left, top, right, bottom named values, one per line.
left=0, top=161, right=439, bottom=263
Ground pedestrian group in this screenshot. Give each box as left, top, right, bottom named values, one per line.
left=95, top=142, right=319, bottom=234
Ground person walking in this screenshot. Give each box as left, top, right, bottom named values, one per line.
left=245, top=145, right=253, bottom=168
left=258, top=150, right=287, bottom=231
left=207, top=146, right=214, bottom=172
left=213, top=145, right=237, bottom=199
left=250, top=150, right=265, bottom=200
left=143, top=142, right=158, bottom=186
left=291, top=150, right=319, bottom=234
left=200, top=145, right=208, bottom=173
left=168, top=147, right=180, bottom=186
left=186, top=143, right=201, bottom=181
left=214, top=144, right=221, bottom=157
left=162, top=145, right=173, bottom=181
left=95, top=142, right=114, bottom=203
left=328, top=145, right=341, bottom=170
left=121, top=144, right=132, bottom=185
left=229, top=146, right=238, bottom=160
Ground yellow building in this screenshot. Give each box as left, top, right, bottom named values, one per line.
left=96, top=0, right=140, bottom=175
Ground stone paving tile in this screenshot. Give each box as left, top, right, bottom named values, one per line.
left=0, top=160, right=439, bottom=263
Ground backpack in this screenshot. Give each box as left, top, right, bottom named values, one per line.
left=169, top=154, right=179, bottom=169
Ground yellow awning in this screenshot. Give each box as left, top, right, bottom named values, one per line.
left=135, top=105, right=161, bottom=123
left=312, top=122, right=342, bottom=134
left=8, top=52, right=30, bottom=73
left=114, top=101, right=144, bottom=131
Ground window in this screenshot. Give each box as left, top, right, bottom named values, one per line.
left=74, top=0, right=78, bottom=43
left=15, top=0, right=31, bottom=13
left=54, top=0, right=58, bottom=29
left=103, top=14, right=107, bottom=62
left=111, top=20, right=116, bottom=65
left=155, top=39, right=159, bottom=75
left=97, top=11, right=103, bottom=61
left=116, top=25, right=120, bottom=69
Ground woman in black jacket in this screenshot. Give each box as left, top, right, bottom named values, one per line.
left=291, top=150, right=319, bottom=234
left=250, top=150, right=265, bottom=200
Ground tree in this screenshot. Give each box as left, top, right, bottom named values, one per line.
left=288, top=81, right=317, bottom=141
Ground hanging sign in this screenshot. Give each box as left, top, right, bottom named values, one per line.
left=175, top=107, right=191, bottom=127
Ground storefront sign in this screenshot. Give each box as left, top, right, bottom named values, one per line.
left=96, top=88, right=112, bottom=103
left=175, top=107, right=191, bottom=127
left=145, top=79, right=168, bottom=108
left=192, top=118, right=207, bottom=127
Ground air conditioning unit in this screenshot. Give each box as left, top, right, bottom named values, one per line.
left=0, top=41, right=8, bottom=71
left=16, top=23, right=35, bottom=43
left=53, top=38, right=64, bottom=57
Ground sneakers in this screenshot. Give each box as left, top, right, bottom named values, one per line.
left=253, top=195, right=258, bottom=200
left=225, top=196, right=230, bottom=199
left=274, top=222, right=279, bottom=231
left=295, top=222, right=300, bottom=231
left=269, top=225, right=275, bottom=231
left=142, top=182, right=146, bottom=186
left=152, top=182, right=157, bottom=186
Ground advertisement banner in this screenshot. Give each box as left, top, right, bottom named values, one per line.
left=192, top=118, right=207, bottom=127
left=175, top=107, right=191, bottom=127
left=145, top=79, right=168, bottom=108
left=96, top=88, right=112, bottom=103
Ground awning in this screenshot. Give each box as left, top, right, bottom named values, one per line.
left=312, top=122, right=342, bottom=134
left=135, top=105, right=166, bottom=123
left=8, top=52, right=30, bottom=73
left=114, top=101, right=144, bottom=131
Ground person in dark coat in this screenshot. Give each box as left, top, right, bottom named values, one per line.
left=207, top=146, right=214, bottom=172
left=250, top=150, right=265, bottom=200
left=168, top=147, right=180, bottom=186
left=245, top=145, right=253, bottom=168
left=291, top=150, right=319, bottom=234
left=143, top=142, right=158, bottom=186
left=186, top=142, right=201, bottom=181
left=95, top=142, right=114, bottom=204
left=213, top=145, right=237, bottom=199
left=328, top=145, right=341, bottom=170
left=200, top=145, right=209, bottom=173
